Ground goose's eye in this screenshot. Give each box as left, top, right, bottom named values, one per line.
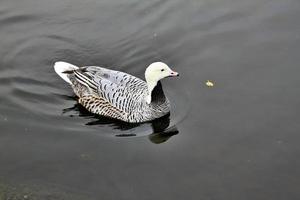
left=161, top=69, right=165, bottom=72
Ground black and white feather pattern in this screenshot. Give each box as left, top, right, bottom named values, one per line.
left=59, top=64, right=170, bottom=123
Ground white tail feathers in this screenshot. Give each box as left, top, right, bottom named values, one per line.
left=54, top=61, right=79, bottom=84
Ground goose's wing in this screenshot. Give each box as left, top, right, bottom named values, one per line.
left=78, top=95, right=127, bottom=121
left=71, top=66, right=147, bottom=113
left=82, top=66, right=145, bottom=87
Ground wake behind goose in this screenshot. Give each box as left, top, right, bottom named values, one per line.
left=54, top=61, right=179, bottom=123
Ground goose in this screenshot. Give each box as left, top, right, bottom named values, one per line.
left=54, top=61, right=179, bottom=123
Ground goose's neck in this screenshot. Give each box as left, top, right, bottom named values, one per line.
left=146, top=81, right=166, bottom=104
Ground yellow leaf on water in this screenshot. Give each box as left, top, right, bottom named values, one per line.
left=206, top=80, right=214, bottom=87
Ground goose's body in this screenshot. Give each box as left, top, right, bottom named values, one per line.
left=54, top=61, right=179, bottom=123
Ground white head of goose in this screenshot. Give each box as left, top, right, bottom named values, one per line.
left=145, top=62, right=179, bottom=104
left=54, top=61, right=179, bottom=123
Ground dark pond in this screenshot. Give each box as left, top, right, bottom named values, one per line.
left=0, top=0, right=300, bottom=199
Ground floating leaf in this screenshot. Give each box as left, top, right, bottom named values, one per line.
left=206, top=80, right=214, bottom=87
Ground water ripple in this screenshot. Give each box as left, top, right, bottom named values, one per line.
left=0, top=14, right=38, bottom=25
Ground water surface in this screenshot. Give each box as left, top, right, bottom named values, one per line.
left=0, top=0, right=300, bottom=199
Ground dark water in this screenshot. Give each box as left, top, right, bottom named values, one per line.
left=1, top=0, right=300, bottom=199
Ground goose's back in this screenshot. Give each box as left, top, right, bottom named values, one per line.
left=82, top=66, right=147, bottom=112
left=68, top=66, right=152, bottom=121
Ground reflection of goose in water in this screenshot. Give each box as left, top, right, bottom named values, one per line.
left=54, top=61, right=179, bottom=123
left=63, top=100, right=179, bottom=144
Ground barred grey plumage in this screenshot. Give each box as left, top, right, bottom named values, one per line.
left=54, top=61, right=179, bottom=123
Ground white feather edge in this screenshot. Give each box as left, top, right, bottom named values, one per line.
left=54, top=61, right=79, bottom=84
